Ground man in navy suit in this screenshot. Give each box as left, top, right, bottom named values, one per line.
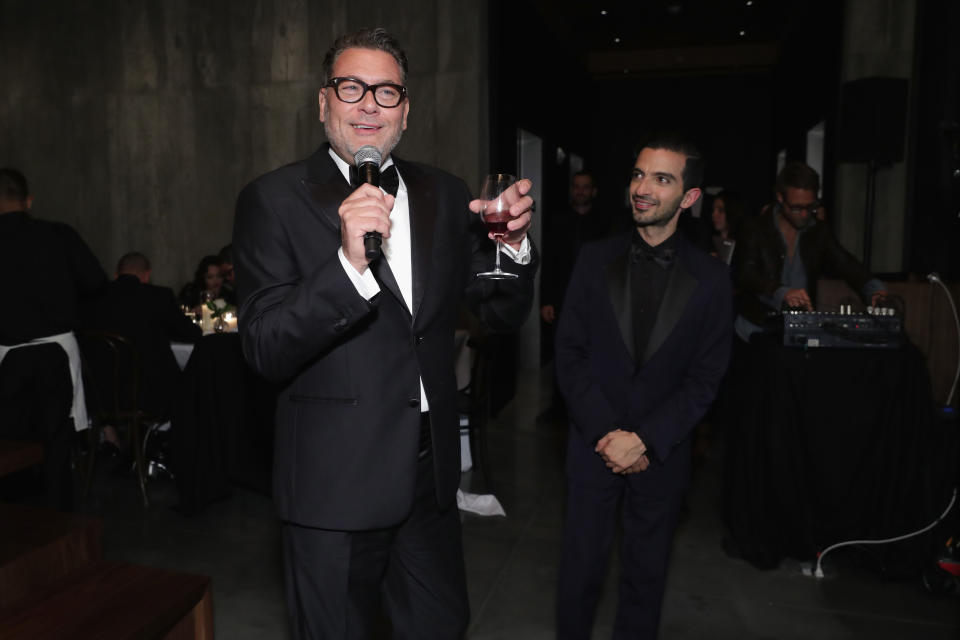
left=555, top=134, right=732, bottom=639
left=233, top=27, right=536, bottom=640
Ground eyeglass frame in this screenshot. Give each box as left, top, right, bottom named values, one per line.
left=324, top=77, right=408, bottom=108
left=781, top=200, right=822, bottom=215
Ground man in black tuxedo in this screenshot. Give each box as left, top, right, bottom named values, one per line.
left=80, top=252, right=201, bottom=417
left=233, top=27, right=536, bottom=639
left=555, top=134, right=732, bottom=639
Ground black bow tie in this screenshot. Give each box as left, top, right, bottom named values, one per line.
left=350, top=164, right=400, bottom=197
left=630, top=242, right=677, bottom=270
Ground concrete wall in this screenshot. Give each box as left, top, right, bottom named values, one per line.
left=835, top=0, right=916, bottom=272
left=1, top=0, right=488, bottom=288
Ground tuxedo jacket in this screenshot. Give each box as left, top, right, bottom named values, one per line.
left=556, top=230, right=732, bottom=486
left=233, top=144, right=537, bottom=530
left=80, top=275, right=201, bottom=416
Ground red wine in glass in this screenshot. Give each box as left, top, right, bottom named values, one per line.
left=477, top=173, right=520, bottom=280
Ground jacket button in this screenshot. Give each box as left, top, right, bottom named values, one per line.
left=415, top=335, right=424, bottom=345
left=408, top=398, right=420, bottom=407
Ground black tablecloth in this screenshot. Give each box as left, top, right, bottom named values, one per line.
left=722, top=336, right=955, bottom=572
left=171, top=333, right=276, bottom=514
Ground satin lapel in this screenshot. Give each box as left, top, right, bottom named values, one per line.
left=397, top=158, right=436, bottom=323
left=371, top=256, right=410, bottom=318
left=642, top=243, right=698, bottom=365
left=302, top=145, right=410, bottom=315
left=604, top=250, right=635, bottom=363
left=302, top=145, right=351, bottom=233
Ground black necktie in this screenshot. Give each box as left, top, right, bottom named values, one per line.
left=630, top=242, right=676, bottom=270
left=350, top=164, right=400, bottom=196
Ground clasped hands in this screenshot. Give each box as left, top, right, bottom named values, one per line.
left=596, top=429, right=649, bottom=474
left=339, top=178, right=534, bottom=274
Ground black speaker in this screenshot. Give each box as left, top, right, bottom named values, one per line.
left=839, top=77, right=909, bottom=164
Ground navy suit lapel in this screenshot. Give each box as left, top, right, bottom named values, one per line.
left=641, top=238, right=698, bottom=365
left=396, top=157, right=435, bottom=323
left=604, top=234, right=635, bottom=362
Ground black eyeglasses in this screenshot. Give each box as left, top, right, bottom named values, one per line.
left=783, top=201, right=821, bottom=215
left=325, top=77, right=407, bottom=108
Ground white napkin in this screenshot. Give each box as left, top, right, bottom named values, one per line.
left=456, top=489, right=506, bottom=517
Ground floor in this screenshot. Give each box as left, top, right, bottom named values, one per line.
left=78, top=371, right=960, bottom=639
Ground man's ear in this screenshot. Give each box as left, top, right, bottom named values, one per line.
left=680, top=187, right=702, bottom=210
left=24, top=195, right=34, bottom=210
left=318, top=90, right=327, bottom=122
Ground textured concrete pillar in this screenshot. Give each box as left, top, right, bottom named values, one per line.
left=835, top=0, right=917, bottom=272
left=1, top=0, right=488, bottom=289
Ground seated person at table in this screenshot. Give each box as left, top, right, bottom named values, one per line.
left=0, top=167, right=107, bottom=509
left=81, top=251, right=201, bottom=420
left=216, top=244, right=237, bottom=306
left=178, top=255, right=225, bottom=311
left=709, top=190, right=744, bottom=265
left=733, top=162, right=886, bottom=342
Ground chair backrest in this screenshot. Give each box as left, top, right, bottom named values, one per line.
left=76, top=330, right=141, bottom=420
left=465, top=335, right=492, bottom=429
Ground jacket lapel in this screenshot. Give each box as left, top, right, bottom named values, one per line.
left=302, top=144, right=351, bottom=232
left=604, top=233, right=635, bottom=362
left=396, top=157, right=436, bottom=323
left=641, top=238, right=698, bottom=365
left=303, top=144, right=410, bottom=315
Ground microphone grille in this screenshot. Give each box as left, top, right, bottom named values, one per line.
left=354, top=145, right=382, bottom=167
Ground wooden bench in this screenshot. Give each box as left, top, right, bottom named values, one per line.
left=0, top=440, right=43, bottom=478
left=0, top=502, right=102, bottom=609
left=0, top=562, right=213, bottom=639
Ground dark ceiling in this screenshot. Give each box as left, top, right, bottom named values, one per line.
left=529, top=0, right=838, bottom=78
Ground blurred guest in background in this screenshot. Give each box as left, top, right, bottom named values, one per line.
left=539, top=171, right=606, bottom=423
left=179, top=255, right=224, bottom=311
left=82, top=251, right=201, bottom=418
left=217, top=244, right=237, bottom=305
left=733, top=162, right=885, bottom=342
left=0, top=167, right=107, bottom=509
left=708, top=190, right=744, bottom=265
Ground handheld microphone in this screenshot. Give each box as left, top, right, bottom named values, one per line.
left=354, top=145, right=383, bottom=261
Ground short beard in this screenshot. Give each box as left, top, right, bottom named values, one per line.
left=633, top=193, right=684, bottom=228
left=322, top=104, right=405, bottom=163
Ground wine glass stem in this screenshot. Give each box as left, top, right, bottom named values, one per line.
left=495, top=236, right=504, bottom=272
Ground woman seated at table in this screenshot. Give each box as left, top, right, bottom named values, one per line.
left=179, top=255, right=231, bottom=311
left=709, top=190, right=744, bottom=265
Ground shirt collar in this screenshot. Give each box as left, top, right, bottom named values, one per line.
left=328, top=147, right=395, bottom=184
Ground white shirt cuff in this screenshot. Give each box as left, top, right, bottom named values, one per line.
left=338, top=248, right=380, bottom=301
left=500, top=236, right=531, bottom=265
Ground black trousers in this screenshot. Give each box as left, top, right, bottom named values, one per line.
left=557, top=452, right=689, bottom=640
left=0, top=343, right=74, bottom=510
left=281, top=449, right=469, bottom=640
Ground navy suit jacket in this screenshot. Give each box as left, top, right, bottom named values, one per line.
left=233, top=144, right=537, bottom=530
left=556, top=230, right=732, bottom=486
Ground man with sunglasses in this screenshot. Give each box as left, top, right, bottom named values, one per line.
left=233, top=27, right=536, bottom=640
left=733, top=161, right=886, bottom=341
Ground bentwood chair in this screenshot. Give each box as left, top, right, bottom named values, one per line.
left=76, top=330, right=164, bottom=507
left=458, top=334, right=495, bottom=493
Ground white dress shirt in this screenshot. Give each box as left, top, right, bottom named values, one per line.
left=329, top=148, right=531, bottom=411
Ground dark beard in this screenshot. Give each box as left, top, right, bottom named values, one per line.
left=633, top=193, right=684, bottom=228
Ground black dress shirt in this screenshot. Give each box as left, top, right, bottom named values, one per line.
left=630, top=229, right=678, bottom=360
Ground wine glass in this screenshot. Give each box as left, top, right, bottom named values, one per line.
left=476, top=173, right=520, bottom=280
